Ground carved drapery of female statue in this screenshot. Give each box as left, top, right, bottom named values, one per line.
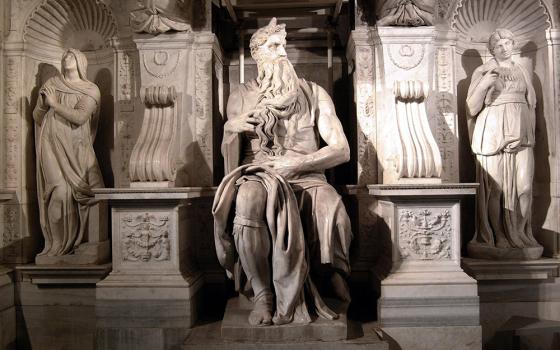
left=33, top=48, right=104, bottom=257
left=466, top=29, right=543, bottom=259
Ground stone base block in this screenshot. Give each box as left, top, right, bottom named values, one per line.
left=130, top=181, right=176, bottom=188
left=96, top=296, right=200, bottom=350
left=0, top=306, right=15, bottom=350
left=462, top=258, right=560, bottom=282
left=467, top=243, right=544, bottom=260
left=96, top=327, right=189, bottom=350
left=378, top=270, right=480, bottom=327
left=35, top=241, right=111, bottom=265
left=0, top=267, right=15, bottom=349
left=381, top=325, right=482, bottom=350
left=95, top=273, right=203, bottom=350
left=221, top=297, right=348, bottom=342
left=14, top=265, right=106, bottom=350
left=18, top=305, right=96, bottom=350
left=184, top=320, right=388, bottom=350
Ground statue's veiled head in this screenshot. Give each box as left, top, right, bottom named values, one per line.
left=250, top=18, right=288, bottom=65
left=62, top=48, right=89, bottom=81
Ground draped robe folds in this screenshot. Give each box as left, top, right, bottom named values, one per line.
left=34, top=75, right=104, bottom=256
left=212, top=79, right=352, bottom=323
left=467, top=58, right=540, bottom=249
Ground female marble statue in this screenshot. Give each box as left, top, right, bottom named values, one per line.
left=466, top=29, right=542, bottom=259
left=33, top=48, right=104, bottom=257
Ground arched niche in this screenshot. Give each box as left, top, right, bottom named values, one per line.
left=22, top=0, right=118, bottom=187
left=452, top=0, right=558, bottom=254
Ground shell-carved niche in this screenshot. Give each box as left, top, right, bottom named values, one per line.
left=23, top=0, right=117, bottom=52
left=453, top=0, right=551, bottom=51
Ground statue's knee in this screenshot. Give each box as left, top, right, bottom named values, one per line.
left=236, top=181, right=266, bottom=219
left=48, top=187, right=67, bottom=223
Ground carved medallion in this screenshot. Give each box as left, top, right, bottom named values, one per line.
left=121, top=213, right=171, bottom=262
left=142, top=51, right=181, bottom=79
left=388, top=44, right=425, bottom=70
left=398, top=208, right=452, bottom=260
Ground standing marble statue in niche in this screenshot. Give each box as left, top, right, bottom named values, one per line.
left=466, top=29, right=543, bottom=260
left=33, top=48, right=104, bottom=257
left=213, top=18, right=352, bottom=326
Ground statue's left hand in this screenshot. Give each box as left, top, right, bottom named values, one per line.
left=263, top=155, right=306, bottom=179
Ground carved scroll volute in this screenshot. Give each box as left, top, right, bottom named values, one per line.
left=393, top=80, right=442, bottom=180
left=129, top=85, right=178, bottom=185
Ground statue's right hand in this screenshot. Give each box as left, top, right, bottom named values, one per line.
left=480, top=69, right=498, bottom=89
left=224, top=110, right=260, bottom=133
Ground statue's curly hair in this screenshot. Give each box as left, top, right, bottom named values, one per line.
left=249, top=17, right=286, bottom=62
left=488, top=28, right=515, bottom=55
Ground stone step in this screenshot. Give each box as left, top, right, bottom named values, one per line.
left=221, top=297, right=349, bottom=342
left=498, top=316, right=560, bottom=336
left=183, top=320, right=388, bottom=350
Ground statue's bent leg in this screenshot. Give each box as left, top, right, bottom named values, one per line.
left=483, top=154, right=510, bottom=248
left=516, top=147, right=538, bottom=246
left=47, top=185, right=72, bottom=255
left=233, top=181, right=273, bottom=326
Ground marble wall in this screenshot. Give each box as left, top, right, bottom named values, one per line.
left=0, top=0, right=559, bottom=349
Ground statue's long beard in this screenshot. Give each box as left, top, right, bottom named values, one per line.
left=254, top=58, right=301, bottom=156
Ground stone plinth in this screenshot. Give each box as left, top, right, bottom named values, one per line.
left=369, top=183, right=481, bottom=350
left=15, top=264, right=110, bottom=350
left=221, top=297, right=348, bottom=343
left=94, top=187, right=214, bottom=350
left=0, top=267, right=15, bottom=349
left=184, top=320, right=389, bottom=350
left=462, top=258, right=560, bottom=283
left=462, top=258, right=560, bottom=349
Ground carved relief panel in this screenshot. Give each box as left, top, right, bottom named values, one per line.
left=3, top=56, right=21, bottom=189
left=112, top=208, right=178, bottom=272
left=398, top=208, right=452, bottom=260
left=121, top=213, right=171, bottom=262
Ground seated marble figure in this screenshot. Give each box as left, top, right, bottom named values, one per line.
left=213, top=18, right=353, bottom=326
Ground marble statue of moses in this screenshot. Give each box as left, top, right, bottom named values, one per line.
left=212, top=18, right=353, bottom=326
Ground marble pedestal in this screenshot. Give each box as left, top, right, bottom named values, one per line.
left=0, top=267, right=15, bottom=350
left=94, top=188, right=213, bottom=350
left=15, top=264, right=110, bottom=350
left=369, top=184, right=481, bottom=350
left=462, top=258, right=560, bottom=350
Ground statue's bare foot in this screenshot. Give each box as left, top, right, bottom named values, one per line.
left=248, top=294, right=272, bottom=326
left=495, top=238, right=511, bottom=249
left=248, top=307, right=272, bottom=326
left=272, top=314, right=292, bottom=325
left=331, top=272, right=351, bottom=302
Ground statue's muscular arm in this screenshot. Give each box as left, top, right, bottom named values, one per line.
left=265, top=85, right=350, bottom=178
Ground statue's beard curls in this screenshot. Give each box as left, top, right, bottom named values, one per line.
left=254, top=57, right=302, bottom=156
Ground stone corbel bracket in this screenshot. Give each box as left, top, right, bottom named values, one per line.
left=129, top=85, right=179, bottom=186
left=393, top=80, right=442, bottom=180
